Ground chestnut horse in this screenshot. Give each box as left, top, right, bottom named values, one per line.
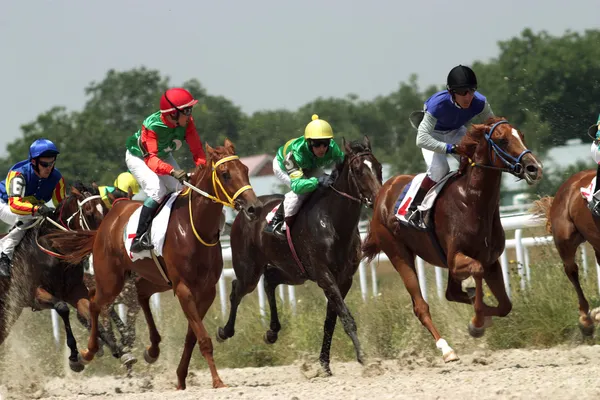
left=45, top=139, right=262, bottom=389
left=532, top=169, right=600, bottom=336
left=0, top=182, right=131, bottom=372
left=363, top=118, right=543, bottom=362
left=217, top=137, right=383, bottom=375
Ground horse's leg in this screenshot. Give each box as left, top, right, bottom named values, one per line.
left=263, top=268, right=283, bottom=344
left=217, top=257, right=263, bottom=342
left=481, top=260, right=512, bottom=320
left=34, top=288, right=83, bottom=372
left=452, top=252, right=487, bottom=338
left=380, top=227, right=456, bottom=362
left=174, top=282, right=225, bottom=389
left=176, top=286, right=217, bottom=390
left=319, top=277, right=352, bottom=376
left=445, top=275, right=473, bottom=304
left=139, top=292, right=161, bottom=363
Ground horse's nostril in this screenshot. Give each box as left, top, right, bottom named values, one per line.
left=247, top=206, right=255, bottom=215
left=526, top=165, right=538, bottom=174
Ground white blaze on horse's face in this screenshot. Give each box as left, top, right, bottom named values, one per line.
left=363, top=160, right=373, bottom=174
left=96, top=204, right=104, bottom=215
left=511, top=128, right=526, bottom=150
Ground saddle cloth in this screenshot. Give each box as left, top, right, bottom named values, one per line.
left=394, top=172, right=457, bottom=228
left=123, top=192, right=179, bottom=262
left=580, top=177, right=597, bottom=203
left=265, top=202, right=289, bottom=231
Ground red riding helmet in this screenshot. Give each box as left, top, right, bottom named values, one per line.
left=159, top=88, right=198, bottom=116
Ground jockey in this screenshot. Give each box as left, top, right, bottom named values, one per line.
left=0, top=139, right=66, bottom=277
left=587, top=114, right=600, bottom=213
left=264, top=114, right=345, bottom=240
left=114, top=171, right=141, bottom=197
left=125, top=88, right=207, bottom=253
left=405, top=65, right=495, bottom=223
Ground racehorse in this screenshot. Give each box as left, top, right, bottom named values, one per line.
left=532, top=169, right=600, bottom=336
left=45, top=139, right=262, bottom=389
left=216, top=137, right=382, bottom=375
left=362, top=118, right=543, bottom=362
left=0, top=182, right=133, bottom=372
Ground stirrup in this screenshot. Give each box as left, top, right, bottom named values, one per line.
left=131, top=233, right=153, bottom=252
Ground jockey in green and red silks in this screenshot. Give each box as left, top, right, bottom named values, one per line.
left=125, top=88, right=207, bottom=253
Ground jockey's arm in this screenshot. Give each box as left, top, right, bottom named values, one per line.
left=5, top=171, right=40, bottom=215
left=141, top=127, right=178, bottom=175
left=416, top=112, right=451, bottom=154
left=51, top=177, right=66, bottom=208
left=284, top=152, right=318, bottom=194
left=184, top=117, right=207, bottom=166
left=476, top=101, right=495, bottom=122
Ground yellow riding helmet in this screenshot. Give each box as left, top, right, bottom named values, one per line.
left=114, top=172, right=140, bottom=194
left=304, top=114, right=333, bottom=140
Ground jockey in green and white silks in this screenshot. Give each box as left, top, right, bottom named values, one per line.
left=264, top=114, right=345, bottom=240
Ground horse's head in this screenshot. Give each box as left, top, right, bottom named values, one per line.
left=459, top=118, right=543, bottom=185
left=194, top=138, right=262, bottom=221
left=63, top=182, right=105, bottom=230
left=336, top=136, right=383, bottom=208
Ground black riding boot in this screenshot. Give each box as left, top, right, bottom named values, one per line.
left=406, top=177, right=436, bottom=222
left=264, top=204, right=285, bottom=239
left=0, top=253, right=11, bottom=278
left=130, top=205, right=155, bottom=253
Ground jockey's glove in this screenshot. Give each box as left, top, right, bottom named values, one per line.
left=317, top=174, right=331, bottom=187
left=171, top=169, right=189, bottom=183
left=36, top=204, right=54, bottom=218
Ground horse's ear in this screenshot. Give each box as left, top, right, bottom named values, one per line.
left=362, top=135, right=371, bottom=150
left=91, top=181, right=99, bottom=191
left=206, top=142, right=213, bottom=155
left=224, top=138, right=235, bottom=154
left=470, top=124, right=487, bottom=137
left=70, top=186, right=81, bottom=196
left=127, top=187, right=134, bottom=199
left=342, top=137, right=352, bottom=154
left=106, top=191, right=116, bottom=202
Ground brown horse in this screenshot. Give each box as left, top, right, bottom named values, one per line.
left=0, top=182, right=131, bottom=372
left=362, top=118, right=543, bottom=362
left=532, top=169, right=600, bottom=336
left=45, top=139, right=262, bottom=389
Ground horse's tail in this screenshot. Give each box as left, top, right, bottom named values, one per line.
left=361, top=225, right=381, bottom=264
left=44, top=230, right=97, bottom=265
left=530, top=196, right=554, bottom=234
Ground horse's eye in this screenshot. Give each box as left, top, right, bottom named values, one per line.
left=222, top=172, right=231, bottom=181
left=497, top=139, right=509, bottom=147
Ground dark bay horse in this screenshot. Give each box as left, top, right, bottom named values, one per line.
left=0, top=182, right=131, bottom=372
left=363, top=118, right=543, bottom=362
left=216, top=137, right=382, bottom=375
left=45, top=139, right=262, bottom=390
left=532, top=169, right=600, bottom=336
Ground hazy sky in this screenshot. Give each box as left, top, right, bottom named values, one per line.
left=1, top=0, right=597, bottom=156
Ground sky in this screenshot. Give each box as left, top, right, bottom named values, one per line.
left=0, top=0, right=597, bottom=156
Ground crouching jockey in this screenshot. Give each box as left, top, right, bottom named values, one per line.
left=264, top=114, right=345, bottom=240
left=114, top=171, right=141, bottom=199
left=125, top=88, right=207, bottom=253
left=405, top=65, right=495, bottom=224
left=0, top=139, right=66, bottom=277
left=588, top=114, right=600, bottom=214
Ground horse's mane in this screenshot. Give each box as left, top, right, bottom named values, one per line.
left=458, top=116, right=507, bottom=174
left=71, top=181, right=94, bottom=195
left=189, top=144, right=237, bottom=187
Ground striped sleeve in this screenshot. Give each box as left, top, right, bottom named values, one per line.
left=6, top=171, right=36, bottom=215
left=51, top=177, right=66, bottom=207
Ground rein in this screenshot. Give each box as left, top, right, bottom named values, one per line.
left=181, top=155, right=253, bottom=247
left=329, top=151, right=372, bottom=205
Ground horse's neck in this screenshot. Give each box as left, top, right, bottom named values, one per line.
left=189, top=170, right=223, bottom=235
left=325, top=166, right=362, bottom=229
left=463, top=143, right=502, bottom=212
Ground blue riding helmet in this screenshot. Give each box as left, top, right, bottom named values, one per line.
left=29, top=138, right=60, bottom=160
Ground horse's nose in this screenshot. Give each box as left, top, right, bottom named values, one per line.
left=526, top=164, right=538, bottom=175
left=246, top=205, right=256, bottom=216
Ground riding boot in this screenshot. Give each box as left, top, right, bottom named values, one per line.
left=0, top=253, right=11, bottom=279
left=406, top=176, right=436, bottom=222
left=590, top=164, right=600, bottom=215
left=264, top=204, right=285, bottom=236
left=130, top=205, right=156, bottom=253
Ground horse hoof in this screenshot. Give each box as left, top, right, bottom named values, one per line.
left=143, top=348, right=158, bottom=364
left=78, top=351, right=92, bottom=365
left=69, top=359, right=85, bottom=372
left=216, top=327, right=228, bottom=343
left=468, top=322, right=486, bottom=338
left=443, top=350, right=459, bottom=363
left=263, top=330, right=278, bottom=344
left=121, top=352, right=137, bottom=367
left=578, top=320, right=595, bottom=337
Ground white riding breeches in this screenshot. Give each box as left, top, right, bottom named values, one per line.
left=272, top=157, right=323, bottom=217
left=126, top=150, right=182, bottom=203
left=591, top=142, right=600, bottom=165
left=0, top=199, right=33, bottom=258
left=421, top=126, right=466, bottom=182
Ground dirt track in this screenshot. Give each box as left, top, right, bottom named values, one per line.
left=1, top=344, right=599, bottom=400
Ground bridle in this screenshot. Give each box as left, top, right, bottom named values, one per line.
left=329, top=151, right=377, bottom=207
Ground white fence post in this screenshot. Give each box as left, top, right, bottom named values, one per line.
left=416, top=257, right=427, bottom=302
left=358, top=261, right=368, bottom=302
left=435, top=267, right=444, bottom=300
left=500, top=250, right=511, bottom=299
